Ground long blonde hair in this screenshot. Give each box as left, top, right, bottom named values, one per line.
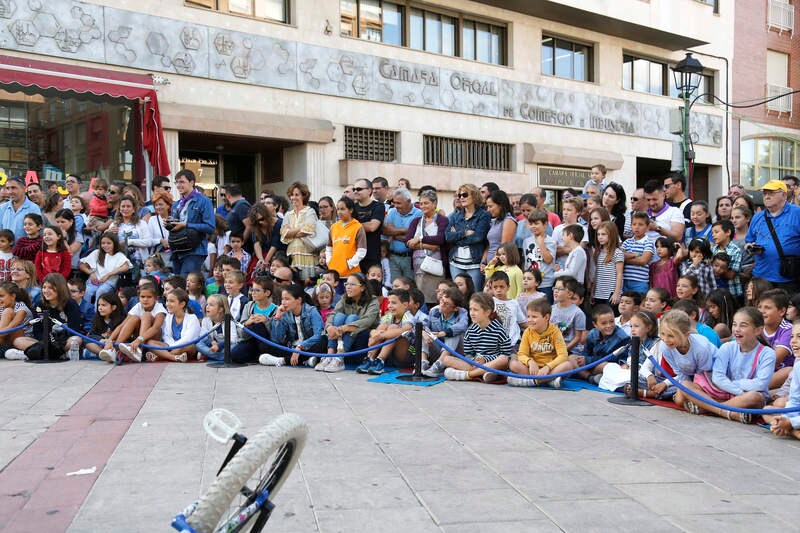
left=206, top=293, right=230, bottom=322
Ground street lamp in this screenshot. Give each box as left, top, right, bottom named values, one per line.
left=672, top=52, right=704, bottom=196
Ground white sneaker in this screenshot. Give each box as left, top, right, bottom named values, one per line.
left=119, top=343, right=142, bottom=362
left=422, top=360, right=444, bottom=378
left=98, top=348, right=117, bottom=363
left=549, top=377, right=563, bottom=389
left=444, top=368, right=468, bottom=381
left=337, top=340, right=345, bottom=352
left=315, top=357, right=331, bottom=371
left=507, top=376, right=536, bottom=387
left=482, top=371, right=500, bottom=383
left=324, top=357, right=345, bottom=372
left=5, top=348, right=27, bottom=361
left=306, top=356, right=319, bottom=368
left=259, top=353, right=285, bottom=366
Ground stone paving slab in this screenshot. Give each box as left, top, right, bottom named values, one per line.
left=3, top=362, right=800, bottom=531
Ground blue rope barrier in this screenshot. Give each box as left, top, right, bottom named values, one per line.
left=0, top=323, right=30, bottom=335
left=648, top=356, right=800, bottom=415
left=56, top=321, right=218, bottom=352
left=434, top=339, right=625, bottom=380
left=239, top=325, right=398, bottom=358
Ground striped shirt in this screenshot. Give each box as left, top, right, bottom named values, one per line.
left=710, top=241, right=743, bottom=298
left=621, top=235, right=655, bottom=284
left=462, top=319, right=512, bottom=362
left=593, top=248, right=624, bottom=300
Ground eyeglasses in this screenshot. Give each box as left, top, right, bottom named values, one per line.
left=251, top=287, right=264, bottom=293
left=663, top=183, right=674, bottom=189
left=69, top=289, right=81, bottom=294
left=631, top=197, right=641, bottom=202
left=456, top=193, right=470, bottom=199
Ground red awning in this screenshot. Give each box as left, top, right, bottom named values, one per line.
left=0, top=54, right=170, bottom=176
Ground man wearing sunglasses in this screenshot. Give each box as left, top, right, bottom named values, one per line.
left=271, top=266, right=294, bottom=288
left=352, top=178, right=385, bottom=272
left=141, top=175, right=172, bottom=217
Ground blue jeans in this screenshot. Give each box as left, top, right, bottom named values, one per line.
left=449, top=264, right=484, bottom=293
left=327, top=313, right=370, bottom=355
left=197, top=338, right=229, bottom=361
left=539, top=285, right=554, bottom=303
left=623, top=280, right=649, bottom=294
left=84, top=280, right=117, bottom=306
left=172, top=254, right=204, bottom=277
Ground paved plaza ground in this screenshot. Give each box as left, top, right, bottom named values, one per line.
left=1, top=360, right=800, bottom=532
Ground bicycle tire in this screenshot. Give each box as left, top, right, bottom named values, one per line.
left=187, top=413, right=308, bottom=533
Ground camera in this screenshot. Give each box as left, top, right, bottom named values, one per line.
left=164, top=218, right=178, bottom=231
left=747, top=243, right=765, bottom=254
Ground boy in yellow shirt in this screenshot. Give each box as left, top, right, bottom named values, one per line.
left=508, top=299, right=574, bottom=388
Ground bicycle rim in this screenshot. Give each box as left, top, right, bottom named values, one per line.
left=187, top=413, right=308, bottom=533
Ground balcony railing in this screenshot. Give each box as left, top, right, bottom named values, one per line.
left=768, top=0, right=794, bottom=32
left=766, top=84, right=793, bottom=114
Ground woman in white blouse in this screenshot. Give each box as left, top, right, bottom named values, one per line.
left=146, top=191, right=172, bottom=263
left=110, top=194, right=151, bottom=268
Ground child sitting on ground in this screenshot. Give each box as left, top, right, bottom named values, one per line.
left=422, top=287, right=469, bottom=377
left=101, top=282, right=166, bottom=363
left=639, top=309, right=716, bottom=402
left=144, top=288, right=201, bottom=362
left=84, top=291, right=126, bottom=362
left=440, top=293, right=512, bottom=383
left=507, top=299, right=573, bottom=388
left=68, top=277, right=95, bottom=334
left=356, top=288, right=414, bottom=374
left=765, top=321, right=800, bottom=439
left=224, top=270, right=248, bottom=322
left=577, top=304, right=630, bottom=384
left=758, top=289, right=794, bottom=390
left=677, top=307, right=774, bottom=424
left=196, top=294, right=237, bottom=361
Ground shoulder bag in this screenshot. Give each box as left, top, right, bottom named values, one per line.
left=763, top=215, right=800, bottom=279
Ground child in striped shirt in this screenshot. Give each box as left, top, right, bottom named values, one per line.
left=441, top=293, right=512, bottom=383
left=621, top=211, right=654, bottom=295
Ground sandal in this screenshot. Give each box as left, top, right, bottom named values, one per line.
left=683, top=401, right=701, bottom=415
left=738, top=412, right=752, bottom=424
left=175, top=353, right=188, bottom=363
left=145, top=352, right=158, bottom=362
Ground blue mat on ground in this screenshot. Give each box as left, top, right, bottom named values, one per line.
left=563, top=378, right=624, bottom=395
left=367, top=370, right=445, bottom=387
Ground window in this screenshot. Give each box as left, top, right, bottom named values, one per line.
left=344, top=126, right=397, bottom=161
left=185, top=0, right=288, bottom=23
left=541, top=36, right=592, bottom=82
left=424, top=135, right=512, bottom=171
left=740, top=137, right=800, bottom=189
left=623, top=55, right=664, bottom=95
left=766, top=50, right=791, bottom=113
left=624, top=54, right=714, bottom=102
left=410, top=8, right=456, bottom=56
left=340, top=1, right=507, bottom=65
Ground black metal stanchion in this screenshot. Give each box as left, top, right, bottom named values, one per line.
left=608, top=335, right=651, bottom=406
left=397, top=322, right=438, bottom=382
left=28, top=310, right=66, bottom=364
left=207, top=313, right=242, bottom=368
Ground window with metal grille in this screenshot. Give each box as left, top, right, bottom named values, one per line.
left=344, top=126, right=397, bottom=161
left=424, top=135, right=512, bottom=171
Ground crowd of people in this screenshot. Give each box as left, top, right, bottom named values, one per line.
left=1, top=167, right=800, bottom=438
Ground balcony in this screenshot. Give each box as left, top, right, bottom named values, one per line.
left=768, top=0, right=794, bottom=33
left=766, top=84, right=793, bottom=114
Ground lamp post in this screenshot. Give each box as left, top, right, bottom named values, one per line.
left=672, top=52, right=704, bottom=196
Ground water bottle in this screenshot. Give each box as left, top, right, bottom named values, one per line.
left=68, top=340, right=80, bottom=362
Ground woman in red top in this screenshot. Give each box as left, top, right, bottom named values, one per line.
left=34, top=226, right=71, bottom=283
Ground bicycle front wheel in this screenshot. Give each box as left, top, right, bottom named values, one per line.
left=187, top=413, right=308, bottom=533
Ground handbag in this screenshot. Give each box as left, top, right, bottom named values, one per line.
left=168, top=226, right=203, bottom=254
left=301, top=218, right=329, bottom=252
left=420, top=255, right=444, bottom=277
left=764, top=215, right=800, bottom=279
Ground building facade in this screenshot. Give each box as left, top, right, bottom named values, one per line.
left=0, top=0, right=731, bottom=208
left=733, top=0, right=800, bottom=192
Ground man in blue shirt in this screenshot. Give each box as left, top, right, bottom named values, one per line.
left=746, top=180, right=800, bottom=292
left=0, top=176, right=42, bottom=238
left=383, top=188, right=421, bottom=281
left=170, top=169, right=216, bottom=276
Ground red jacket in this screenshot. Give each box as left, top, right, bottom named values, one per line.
left=35, top=249, right=72, bottom=282
left=12, top=236, right=43, bottom=262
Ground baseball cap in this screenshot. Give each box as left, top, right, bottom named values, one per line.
left=761, top=180, right=788, bottom=192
